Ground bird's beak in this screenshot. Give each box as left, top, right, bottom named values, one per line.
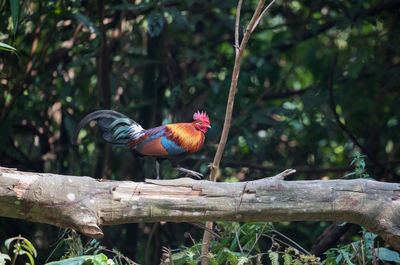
left=207, top=125, right=211, bottom=128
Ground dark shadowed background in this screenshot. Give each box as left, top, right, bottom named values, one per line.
left=1, top=0, right=399, bottom=264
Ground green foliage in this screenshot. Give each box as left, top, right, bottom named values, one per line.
left=0, top=42, right=16, bottom=53
left=0, top=253, right=11, bottom=265
left=267, top=247, right=320, bottom=265
left=2, top=228, right=399, bottom=265
left=344, top=152, right=370, bottom=179
left=45, top=230, right=133, bottom=265
left=45, top=254, right=108, bottom=265
left=323, top=228, right=400, bottom=265
left=268, top=250, right=279, bottom=265
left=162, top=222, right=270, bottom=264
left=162, top=222, right=323, bottom=265
left=0, top=233, right=133, bottom=265
left=3, top=236, right=37, bottom=265
left=9, top=0, right=19, bottom=33
left=283, top=252, right=292, bottom=265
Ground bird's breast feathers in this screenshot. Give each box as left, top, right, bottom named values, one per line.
left=129, top=123, right=204, bottom=156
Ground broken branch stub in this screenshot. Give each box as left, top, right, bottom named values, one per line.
left=0, top=167, right=399, bottom=250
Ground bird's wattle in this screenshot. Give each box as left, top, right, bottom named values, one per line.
left=195, top=124, right=208, bottom=134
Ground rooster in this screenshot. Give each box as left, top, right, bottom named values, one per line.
left=72, top=110, right=211, bottom=179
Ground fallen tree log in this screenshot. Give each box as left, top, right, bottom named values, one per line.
left=1, top=167, right=399, bottom=251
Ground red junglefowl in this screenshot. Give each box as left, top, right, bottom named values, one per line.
left=71, top=110, right=211, bottom=179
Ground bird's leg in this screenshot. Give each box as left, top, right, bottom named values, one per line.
left=175, top=167, right=203, bottom=179
left=155, top=159, right=161, bottom=180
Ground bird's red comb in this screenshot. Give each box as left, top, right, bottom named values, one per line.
left=193, top=110, right=210, bottom=124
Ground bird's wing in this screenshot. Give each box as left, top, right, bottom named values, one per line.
left=132, top=126, right=186, bottom=156
left=130, top=123, right=204, bottom=157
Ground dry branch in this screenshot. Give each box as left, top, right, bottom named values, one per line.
left=203, top=1, right=276, bottom=262
left=1, top=167, right=400, bottom=251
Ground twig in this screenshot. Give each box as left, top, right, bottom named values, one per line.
left=234, top=0, right=243, bottom=56
left=360, top=238, right=365, bottom=265
left=247, top=223, right=269, bottom=257
left=161, top=247, right=174, bottom=265
left=371, top=236, right=378, bottom=265
left=264, top=234, right=292, bottom=250
left=250, top=0, right=277, bottom=33
left=201, top=1, right=275, bottom=264
left=234, top=224, right=245, bottom=255
left=187, top=232, right=202, bottom=257
left=187, top=222, right=221, bottom=239
left=271, top=229, right=311, bottom=256
left=350, top=242, right=362, bottom=265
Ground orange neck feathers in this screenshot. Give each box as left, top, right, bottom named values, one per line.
left=166, top=123, right=205, bottom=153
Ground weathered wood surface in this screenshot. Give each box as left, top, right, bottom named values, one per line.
left=1, top=167, right=400, bottom=250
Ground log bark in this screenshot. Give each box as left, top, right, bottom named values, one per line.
left=1, top=167, right=400, bottom=251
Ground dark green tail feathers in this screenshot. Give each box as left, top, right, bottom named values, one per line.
left=71, top=110, right=143, bottom=145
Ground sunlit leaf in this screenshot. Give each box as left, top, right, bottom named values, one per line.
left=10, top=0, right=19, bottom=33
left=22, top=238, right=37, bottom=257
left=0, top=42, right=17, bottom=52
left=0, top=253, right=11, bottom=263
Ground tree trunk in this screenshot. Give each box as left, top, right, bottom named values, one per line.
left=1, top=167, right=399, bottom=250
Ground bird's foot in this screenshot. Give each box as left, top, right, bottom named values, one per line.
left=176, top=167, right=203, bottom=179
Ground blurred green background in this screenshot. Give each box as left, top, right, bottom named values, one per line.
left=1, top=0, right=399, bottom=264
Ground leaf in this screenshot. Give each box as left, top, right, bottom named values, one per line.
left=344, top=172, right=356, bottom=177
left=0, top=253, right=11, bottom=264
left=340, top=250, right=355, bottom=265
left=268, top=251, right=279, bottom=265
left=364, top=232, right=378, bottom=242
left=147, top=11, right=164, bottom=37
left=375, top=248, right=400, bottom=262
left=10, top=0, right=19, bottom=33
left=335, top=253, right=343, bottom=263
left=208, top=256, right=219, bottom=265
left=91, top=253, right=108, bottom=265
left=292, top=260, right=303, bottom=265
left=24, top=251, right=35, bottom=265
left=283, top=253, right=292, bottom=265
left=4, top=237, right=20, bottom=249
left=45, top=255, right=94, bottom=265
left=22, top=238, right=37, bottom=257
left=0, top=42, right=17, bottom=52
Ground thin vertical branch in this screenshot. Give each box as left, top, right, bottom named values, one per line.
left=234, top=0, right=243, bottom=56
left=209, top=0, right=266, bottom=182
left=201, top=1, right=275, bottom=264
left=251, top=0, right=277, bottom=33
left=246, top=223, right=269, bottom=257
